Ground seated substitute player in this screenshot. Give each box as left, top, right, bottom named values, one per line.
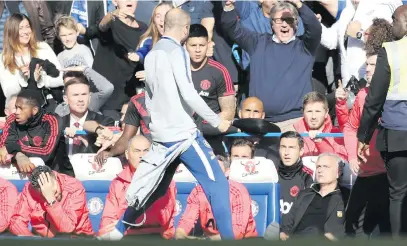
left=0, top=89, right=74, bottom=176
left=8, top=166, right=94, bottom=237
left=175, top=155, right=257, bottom=240
left=0, top=177, right=18, bottom=233
left=98, top=135, right=176, bottom=240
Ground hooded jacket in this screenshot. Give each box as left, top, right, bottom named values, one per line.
left=99, top=165, right=176, bottom=239
left=294, top=117, right=348, bottom=160
left=277, top=160, right=314, bottom=216
left=9, top=172, right=94, bottom=237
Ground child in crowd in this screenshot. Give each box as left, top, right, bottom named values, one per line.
left=56, top=16, right=94, bottom=68
left=127, top=1, right=173, bottom=82
left=128, top=2, right=173, bottom=64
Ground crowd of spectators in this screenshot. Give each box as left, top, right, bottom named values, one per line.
left=0, top=0, right=406, bottom=241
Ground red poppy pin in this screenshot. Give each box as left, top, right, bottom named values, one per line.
left=290, top=185, right=300, bottom=197
left=33, top=136, right=43, bottom=147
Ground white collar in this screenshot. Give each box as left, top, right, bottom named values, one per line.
left=70, top=111, right=89, bottom=127
left=272, top=34, right=296, bottom=44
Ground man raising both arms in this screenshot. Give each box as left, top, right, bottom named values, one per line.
left=100, top=8, right=234, bottom=241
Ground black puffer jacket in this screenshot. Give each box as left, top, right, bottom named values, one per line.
left=277, top=159, right=314, bottom=216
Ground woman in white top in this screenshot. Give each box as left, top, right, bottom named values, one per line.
left=320, top=0, right=402, bottom=87
left=0, top=13, right=63, bottom=102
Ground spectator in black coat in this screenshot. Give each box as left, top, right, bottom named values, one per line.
left=280, top=152, right=349, bottom=241
left=278, top=131, right=313, bottom=217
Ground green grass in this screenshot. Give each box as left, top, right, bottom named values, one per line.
left=0, top=236, right=406, bottom=246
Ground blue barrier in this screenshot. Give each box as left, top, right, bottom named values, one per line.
left=0, top=129, right=344, bottom=138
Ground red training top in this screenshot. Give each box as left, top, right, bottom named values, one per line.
left=0, top=177, right=18, bottom=233
left=99, top=164, right=176, bottom=239
left=9, top=172, right=94, bottom=237
left=177, top=180, right=257, bottom=239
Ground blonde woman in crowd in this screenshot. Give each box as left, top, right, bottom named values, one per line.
left=128, top=1, right=173, bottom=82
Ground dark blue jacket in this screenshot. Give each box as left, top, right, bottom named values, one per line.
left=222, top=4, right=321, bottom=122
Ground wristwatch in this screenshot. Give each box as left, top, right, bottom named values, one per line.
left=356, top=31, right=363, bottom=40
left=95, top=125, right=104, bottom=135
left=47, top=200, right=57, bottom=206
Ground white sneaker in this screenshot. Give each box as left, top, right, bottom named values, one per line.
left=97, top=228, right=124, bottom=241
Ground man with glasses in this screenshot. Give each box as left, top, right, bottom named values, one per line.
left=222, top=0, right=321, bottom=132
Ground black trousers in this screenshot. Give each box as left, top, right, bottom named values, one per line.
left=345, top=173, right=390, bottom=238
left=381, top=150, right=407, bottom=237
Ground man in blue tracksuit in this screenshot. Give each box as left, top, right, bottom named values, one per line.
left=99, top=8, right=234, bottom=240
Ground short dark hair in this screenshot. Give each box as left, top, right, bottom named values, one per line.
left=280, top=131, right=304, bottom=149
left=63, top=70, right=87, bottom=81
left=231, top=138, right=255, bottom=158
left=64, top=77, right=90, bottom=93
left=29, top=166, right=55, bottom=189
left=188, top=24, right=208, bottom=39
left=302, top=91, right=328, bottom=111
left=17, top=89, right=43, bottom=108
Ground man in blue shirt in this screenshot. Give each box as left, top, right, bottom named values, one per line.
left=234, top=0, right=304, bottom=70
left=222, top=0, right=321, bottom=132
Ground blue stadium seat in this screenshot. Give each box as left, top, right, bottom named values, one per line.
left=174, top=182, right=197, bottom=227
left=82, top=180, right=112, bottom=233
left=9, top=180, right=28, bottom=192
left=243, top=183, right=280, bottom=236
left=174, top=182, right=280, bottom=237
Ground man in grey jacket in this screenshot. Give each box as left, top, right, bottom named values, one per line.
left=55, top=66, right=113, bottom=117
left=100, top=8, right=235, bottom=241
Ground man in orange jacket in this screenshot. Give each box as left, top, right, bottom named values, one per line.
left=9, top=166, right=94, bottom=237
left=0, top=177, right=18, bottom=233
left=98, top=135, right=176, bottom=239
left=175, top=156, right=257, bottom=240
